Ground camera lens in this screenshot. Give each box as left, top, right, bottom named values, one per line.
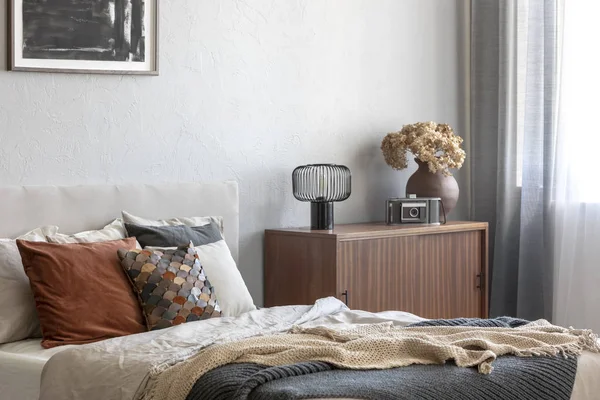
left=409, top=207, right=419, bottom=218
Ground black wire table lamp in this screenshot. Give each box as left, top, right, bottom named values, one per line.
left=292, top=164, right=351, bottom=230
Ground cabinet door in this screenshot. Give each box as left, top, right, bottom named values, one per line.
left=337, top=231, right=485, bottom=319
left=264, top=233, right=337, bottom=307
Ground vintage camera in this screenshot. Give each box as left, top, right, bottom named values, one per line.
left=386, top=195, right=441, bottom=225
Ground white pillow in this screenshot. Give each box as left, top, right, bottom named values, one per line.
left=122, top=211, right=224, bottom=233
left=46, top=219, right=127, bottom=244
left=194, top=240, right=255, bottom=317
left=0, top=226, right=59, bottom=344
left=146, top=239, right=255, bottom=317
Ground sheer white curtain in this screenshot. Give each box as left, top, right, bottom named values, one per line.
left=552, top=1, right=600, bottom=332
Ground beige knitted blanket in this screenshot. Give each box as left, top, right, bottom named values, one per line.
left=141, top=320, right=599, bottom=400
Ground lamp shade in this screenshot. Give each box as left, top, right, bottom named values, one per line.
left=292, top=164, right=351, bottom=230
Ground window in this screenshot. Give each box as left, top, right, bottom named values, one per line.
left=557, top=0, right=600, bottom=202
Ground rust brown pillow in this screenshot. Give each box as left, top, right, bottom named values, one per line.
left=17, top=238, right=146, bottom=348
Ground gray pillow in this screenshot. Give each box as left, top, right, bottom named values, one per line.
left=125, top=221, right=222, bottom=248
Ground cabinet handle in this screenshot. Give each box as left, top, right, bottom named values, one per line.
left=341, top=290, right=349, bottom=305
left=476, top=273, right=482, bottom=289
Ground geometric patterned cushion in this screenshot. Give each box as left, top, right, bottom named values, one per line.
left=117, top=242, right=221, bottom=331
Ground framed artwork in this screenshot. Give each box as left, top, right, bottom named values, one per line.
left=8, top=0, right=158, bottom=75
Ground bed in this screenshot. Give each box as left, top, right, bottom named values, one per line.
left=0, top=339, right=70, bottom=400
left=0, top=181, right=598, bottom=400
left=0, top=181, right=240, bottom=400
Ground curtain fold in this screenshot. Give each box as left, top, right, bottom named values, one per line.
left=470, top=0, right=558, bottom=320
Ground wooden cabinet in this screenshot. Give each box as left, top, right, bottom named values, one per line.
left=264, top=222, right=488, bottom=319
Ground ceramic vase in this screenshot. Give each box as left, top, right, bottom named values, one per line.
left=405, top=159, right=459, bottom=217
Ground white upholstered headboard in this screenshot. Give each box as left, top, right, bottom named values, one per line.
left=0, top=181, right=240, bottom=262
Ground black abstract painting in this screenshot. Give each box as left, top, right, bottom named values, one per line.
left=23, top=0, right=145, bottom=61
left=10, top=0, right=157, bottom=74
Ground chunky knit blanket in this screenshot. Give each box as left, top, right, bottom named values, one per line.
left=188, top=356, right=576, bottom=400
left=144, top=318, right=599, bottom=400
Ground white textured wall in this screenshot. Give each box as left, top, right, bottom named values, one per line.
left=0, top=0, right=468, bottom=305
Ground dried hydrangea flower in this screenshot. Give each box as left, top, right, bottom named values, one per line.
left=380, top=122, right=465, bottom=176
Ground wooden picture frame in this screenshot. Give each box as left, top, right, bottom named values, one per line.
left=8, top=0, right=159, bottom=75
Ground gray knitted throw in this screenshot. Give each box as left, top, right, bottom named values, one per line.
left=186, top=318, right=578, bottom=400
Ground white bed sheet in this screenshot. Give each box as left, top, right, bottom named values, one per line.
left=0, top=339, right=72, bottom=400
left=3, top=301, right=599, bottom=400
left=38, top=298, right=600, bottom=400
left=3, top=343, right=598, bottom=400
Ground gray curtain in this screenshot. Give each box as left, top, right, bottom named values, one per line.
left=470, top=0, right=558, bottom=320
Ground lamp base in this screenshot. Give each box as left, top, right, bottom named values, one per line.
left=311, top=202, right=334, bottom=230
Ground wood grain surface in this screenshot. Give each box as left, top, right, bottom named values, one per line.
left=269, top=221, right=488, bottom=240
left=337, top=231, right=483, bottom=317
left=264, top=233, right=337, bottom=307
left=264, top=222, right=489, bottom=319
